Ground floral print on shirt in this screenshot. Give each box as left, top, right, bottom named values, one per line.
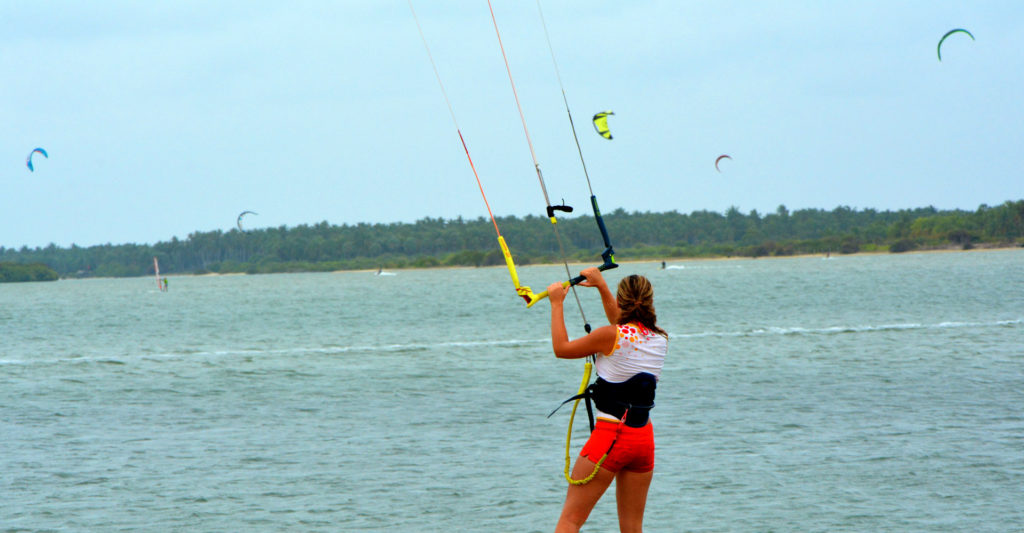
left=611, top=322, right=653, bottom=357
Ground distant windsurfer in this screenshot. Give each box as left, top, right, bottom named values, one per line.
left=162, top=278, right=168, bottom=292
left=547, top=267, right=668, bottom=533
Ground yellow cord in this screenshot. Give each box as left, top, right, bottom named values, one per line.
left=498, top=235, right=538, bottom=303
left=563, top=360, right=607, bottom=485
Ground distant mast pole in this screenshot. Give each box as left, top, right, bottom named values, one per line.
left=153, top=257, right=161, bottom=291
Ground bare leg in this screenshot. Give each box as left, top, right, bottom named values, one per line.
left=615, top=468, right=653, bottom=533
left=554, top=455, right=616, bottom=533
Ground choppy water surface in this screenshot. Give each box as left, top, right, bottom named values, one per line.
left=1, top=250, right=1022, bottom=531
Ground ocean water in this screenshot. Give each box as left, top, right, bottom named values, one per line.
left=1, top=249, right=1021, bottom=532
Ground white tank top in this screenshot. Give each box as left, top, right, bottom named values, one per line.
left=594, top=322, right=667, bottom=420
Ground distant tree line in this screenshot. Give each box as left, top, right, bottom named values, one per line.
left=0, top=262, right=58, bottom=282
left=2, top=200, right=1021, bottom=279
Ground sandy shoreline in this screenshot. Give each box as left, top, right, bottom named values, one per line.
left=51, top=244, right=1019, bottom=280
left=354, top=243, right=1021, bottom=274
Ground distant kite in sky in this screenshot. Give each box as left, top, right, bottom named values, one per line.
left=715, top=154, right=732, bottom=173
left=937, top=28, right=974, bottom=61
left=237, top=210, right=258, bottom=232
left=592, top=111, right=614, bottom=140
left=26, top=148, right=48, bottom=172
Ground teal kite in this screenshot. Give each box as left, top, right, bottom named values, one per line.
left=26, top=148, right=47, bottom=172
left=937, top=28, right=974, bottom=61
left=237, top=210, right=258, bottom=232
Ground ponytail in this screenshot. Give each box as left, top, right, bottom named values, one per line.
left=615, top=274, right=666, bottom=337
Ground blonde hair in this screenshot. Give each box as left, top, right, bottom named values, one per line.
left=615, top=274, right=666, bottom=336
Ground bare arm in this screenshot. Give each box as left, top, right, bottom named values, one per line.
left=548, top=281, right=617, bottom=359
left=578, top=267, right=619, bottom=325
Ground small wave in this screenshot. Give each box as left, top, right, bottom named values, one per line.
left=187, top=338, right=549, bottom=358
left=663, top=264, right=743, bottom=270
left=0, top=355, right=130, bottom=367
left=674, top=318, right=1022, bottom=340
left=179, top=338, right=548, bottom=359
left=0, top=337, right=550, bottom=366
left=79, top=320, right=1024, bottom=361
left=3, top=320, right=1016, bottom=367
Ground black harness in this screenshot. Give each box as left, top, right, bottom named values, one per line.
left=549, top=372, right=657, bottom=430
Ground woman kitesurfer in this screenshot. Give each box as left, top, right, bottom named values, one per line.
left=547, top=267, right=668, bottom=533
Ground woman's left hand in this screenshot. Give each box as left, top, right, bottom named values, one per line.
left=547, top=281, right=566, bottom=304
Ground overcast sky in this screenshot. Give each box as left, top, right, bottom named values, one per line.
left=2, top=1, right=1021, bottom=248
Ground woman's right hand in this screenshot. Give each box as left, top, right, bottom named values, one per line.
left=577, top=267, right=605, bottom=288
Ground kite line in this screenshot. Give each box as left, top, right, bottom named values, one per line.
left=534, top=0, right=617, bottom=281
left=408, top=0, right=538, bottom=304
left=412, top=0, right=622, bottom=486
left=532, top=0, right=621, bottom=486
left=485, top=0, right=605, bottom=336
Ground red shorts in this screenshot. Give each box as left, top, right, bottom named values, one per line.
left=579, top=419, right=655, bottom=473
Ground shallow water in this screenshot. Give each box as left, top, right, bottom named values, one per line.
left=2, top=250, right=1022, bottom=531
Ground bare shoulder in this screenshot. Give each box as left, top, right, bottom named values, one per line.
left=590, top=324, right=618, bottom=355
